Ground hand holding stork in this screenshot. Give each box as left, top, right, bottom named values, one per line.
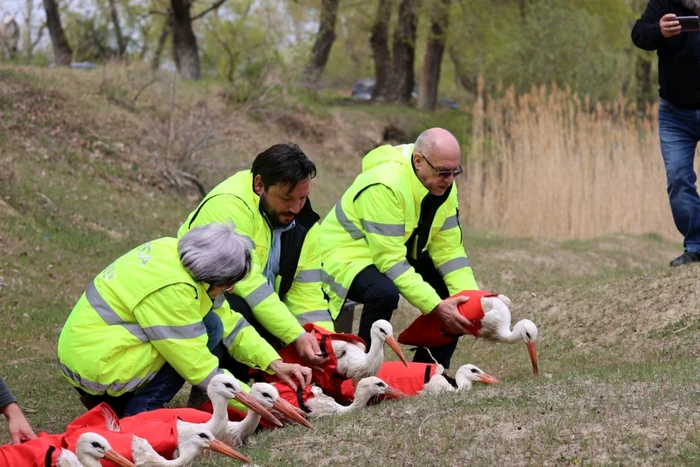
left=430, top=295, right=472, bottom=334
left=268, top=359, right=312, bottom=391
left=293, top=332, right=330, bottom=370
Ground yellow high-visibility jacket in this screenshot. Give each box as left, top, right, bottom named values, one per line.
left=57, top=237, right=280, bottom=408
left=320, top=143, right=478, bottom=317
left=177, top=170, right=333, bottom=344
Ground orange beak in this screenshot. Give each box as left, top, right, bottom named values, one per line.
left=477, top=373, right=501, bottom=385
left=385, top=336, right=409, bottom=368
left=234, top=391, right=283, bottom=427
left=209, top=439, right=251, bottom=464
left=526, top=341, right=539, bottom=377
left=383, top=386, right=408, bottom=400
left=103, top=449, right=137, bottom=467
left=272, top=398, right=314, bottom=430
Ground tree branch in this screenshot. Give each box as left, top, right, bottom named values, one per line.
left=191, top=0, right=228, bottom=21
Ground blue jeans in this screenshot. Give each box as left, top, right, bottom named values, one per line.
left=122, top=310, right=224, bottom=416
left=659, top=98, right=700, bottom=252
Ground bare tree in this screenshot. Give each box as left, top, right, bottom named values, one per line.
left=389, top=0, right=420, bottom=104
left=418, top=0, right=451, bottom=110
left=170, top=0, right=200, bottom=80
left=369, top=0, right=393, bottom=102
left=23, top=0, right=47, bottom=61
left=43, top=0, right=72, bottom=66
left=107, top=0, right=127, bottom=58
left=303, top=0, right=340, bottom=86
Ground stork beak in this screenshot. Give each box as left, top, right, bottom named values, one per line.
left=385, top=336, right=409, bottom=368
left=526, top=341, right=539, bottom=377
left=103, top=449, right=138, bottom=467
left=208, top=439, right=251, bottom=464
left=272, top=398, right=315, bottom=429
left=383, top=386, right=407, bottom=400
left=477, top=373, right=501, bottom=385
left=234, top=391, right=283, bottom=427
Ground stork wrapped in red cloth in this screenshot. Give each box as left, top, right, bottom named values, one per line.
left=260, top=322, right=408, bottom=403
left=273, top=376, right=405, bottom=419
left=0, top=404, right=136, bottom=467
left=398, top=290, right=540, bottom=377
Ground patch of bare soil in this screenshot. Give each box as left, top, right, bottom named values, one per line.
left=511, top=263, right=700, bottom=354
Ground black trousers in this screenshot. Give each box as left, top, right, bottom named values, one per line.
left=346, top=252, right=459, bottom=368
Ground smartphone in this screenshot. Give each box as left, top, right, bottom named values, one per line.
left=676, top=16, right=700, bottom=32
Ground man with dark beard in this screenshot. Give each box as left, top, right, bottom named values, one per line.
left=177, top=143, right=331, bottom=396
left=633, top=0, right=700, bottom=267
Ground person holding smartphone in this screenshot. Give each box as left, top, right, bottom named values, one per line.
left=632, top=0, right=700, bottom=267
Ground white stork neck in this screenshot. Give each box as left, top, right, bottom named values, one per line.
left=455, top=374, right=474, bottom=391
left=235, top=409, right=262, bottom=441
left=76, top=454, right=104, bottom=467
left=340, top=387, right=376, bottom=414
left=206, top=393, right=230, bottom=438
left=364, top=332, right=385, bottom=375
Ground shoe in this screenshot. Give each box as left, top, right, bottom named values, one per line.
left=187, top=386, right=210, bottom=408
left=669, top=251, right=700, bottom=267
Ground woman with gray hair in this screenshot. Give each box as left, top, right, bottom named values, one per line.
left=57, top=223, right=311, bottom=417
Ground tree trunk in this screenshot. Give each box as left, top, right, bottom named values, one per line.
left=369, top=0, right=393, bottom=102
left=303, top=0, right=340, bottom=86
left=42, top=0, right=72, bottom=66
left=23, top=0, right=33, bottom=60
left=418, top=0, right=450, bottom=111
left=389, top=0, right=420, bottom=104
left=107, top=0, right=127, bottom=59
left=152, top=23, right=169, bottom=71
left=635, top=55, right=654, bottom=108
left=170, top=0, right=200, bottom=80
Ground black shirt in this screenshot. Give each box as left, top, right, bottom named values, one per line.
left=632, top=0, right=700, bottom=109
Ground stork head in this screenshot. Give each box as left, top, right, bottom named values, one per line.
left=455, top=364, right=500, bottom=389
left=208, top=374, right=283, bottom=427
left=356, top=376, right=406, bottom=401
left=75, top=432, right=137, bottom=467
left=252, top=382, right=314, bottom=429
left=513, top=319, right=539, bottom=377
left=177, top=426, right=251, bottom=463
left=370, top=320, right=409, bottom=367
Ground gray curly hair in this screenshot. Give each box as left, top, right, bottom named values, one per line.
left=178, top=223, right=252, bottom=287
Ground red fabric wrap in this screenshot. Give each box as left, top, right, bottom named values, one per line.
left=398, top=290, right=498, bottom=347
left=0, top=436, right=59, bottom=467
left=260, top=323, right=365, bottom=404
left=0, top=404, right=134, bottom=467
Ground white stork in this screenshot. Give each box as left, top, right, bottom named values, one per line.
left=218, top=382, right=314, bottom=447
left=420, top=364, right=500, bottom=395
left=199, top=373, right=283, bottom=440
left=306, top=377, right=406, bottom=418
left=131, top=424, right=250, bottom=466
left=477, top=295, right=539, bottom=377
left=332, top=320, right=409, bottom=383
left=56, top=432, right=137, bottom=467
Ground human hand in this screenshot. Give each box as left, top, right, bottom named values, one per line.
left=3, top=403, right=37, bottom=444
left=660, top=14, right=681, bottom=38
left=293, top=332, right=329, bottom=369
left=431, top=295, right=472, bottom=334
left=268, top=360, right=312, bottom=391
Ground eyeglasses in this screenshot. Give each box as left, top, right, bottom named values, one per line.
left=419, top=153, right=463, bottom=179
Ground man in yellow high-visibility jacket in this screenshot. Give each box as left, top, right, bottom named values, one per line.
left=320, top=128, right=479, bottom=368
left=57, top=223, right=310, bottom=417
left=178, top=143, right=332, bottom=384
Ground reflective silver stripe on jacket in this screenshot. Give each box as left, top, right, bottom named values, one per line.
left=437, top=257, right=471, bottom=276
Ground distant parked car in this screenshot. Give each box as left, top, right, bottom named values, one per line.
left=350, top=78, right=459, bottom=109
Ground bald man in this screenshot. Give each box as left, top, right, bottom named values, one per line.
left=319, top=128, right=479, bottom=368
